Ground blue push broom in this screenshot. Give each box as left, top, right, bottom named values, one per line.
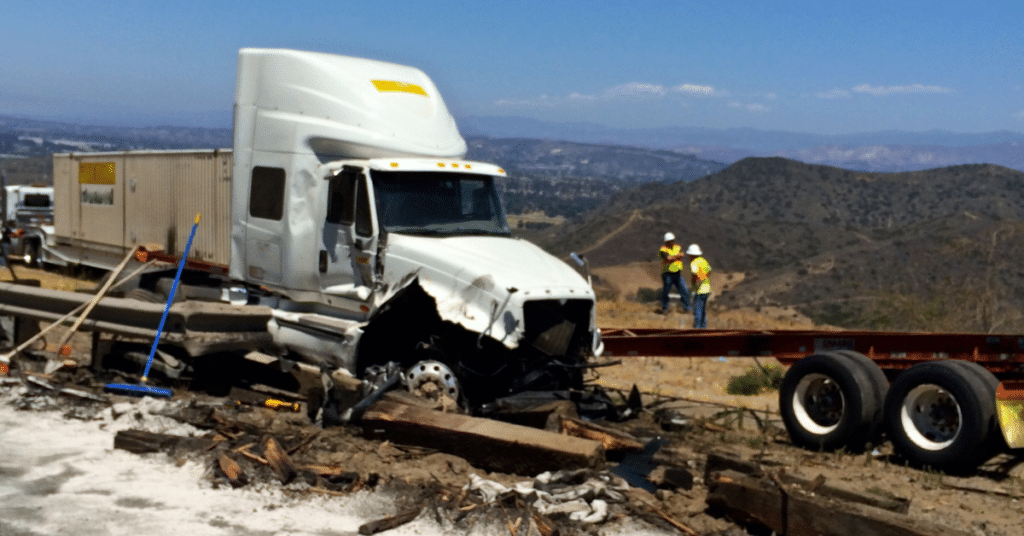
left=104, top=214, right=201, bottom=398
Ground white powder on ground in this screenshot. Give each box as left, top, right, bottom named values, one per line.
left=1, top=386, right=674, bottom=536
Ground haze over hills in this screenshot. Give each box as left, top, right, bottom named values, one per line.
left=4, top=114, right=1023, bottom=175
left=536, top=157, right=1024, bottom=333
left=0, top=115, right=726, bottom=217
left=461, top=115, right=1024, bottom=173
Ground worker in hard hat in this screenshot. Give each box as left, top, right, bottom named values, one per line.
left=687, top=244, right=711, bottom=328
left=658, top=232, right=690, bottom=314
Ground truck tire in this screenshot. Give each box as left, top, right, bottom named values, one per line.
left=24, top=241, right=41, bottom=268
left=780, top=352, right=882, bottom=451
left=125, top=288, right=164, bottom=303
left=884, top=360, right=997, bottom=470
left=831, top=349, right=889, bottom=439
left=949, top=360, right=1004, bottom=450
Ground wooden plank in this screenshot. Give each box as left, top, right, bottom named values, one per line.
left=358, top=506, right=423, bottom=535
left=217, top=453, right=248, bottom=488
left=706, top=470, right=971, bottom=536
left=559, top=416, right=644, bottom=452
left=361, top=400, right=604, bottom=474
left=263, top=437, right=298, bottom=484
left=113, top=430, right=181, bottom=454
left=705, top=453, right=909, bottom=514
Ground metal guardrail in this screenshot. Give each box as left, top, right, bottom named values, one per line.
left=0, top=282, right=274, bottom=357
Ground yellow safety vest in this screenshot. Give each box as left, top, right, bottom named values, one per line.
left=659, top=244, right=682, bottom=273
left=691, top=256, right=712, bottom=294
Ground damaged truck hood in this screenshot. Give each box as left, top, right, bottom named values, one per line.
left=380, top=234, right=595, bottom=348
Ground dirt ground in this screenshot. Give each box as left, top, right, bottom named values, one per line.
left=4, top=265, right=1024, bottom=535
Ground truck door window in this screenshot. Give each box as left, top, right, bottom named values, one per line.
left=326, top=172, right=356, bottom=224
left=250, top=166, right=285, bottom=221
left=355, top=175, right=373, bottom=237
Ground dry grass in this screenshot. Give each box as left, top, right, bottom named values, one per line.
left=0, top=265, right=98, bottom=292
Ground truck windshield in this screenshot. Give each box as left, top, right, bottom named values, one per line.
left=22, top=194, right=51, bottom=208
left=370, top=171, right=512, bottom=237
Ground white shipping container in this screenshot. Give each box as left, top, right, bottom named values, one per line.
left=52, top=150, right=233, bottom=267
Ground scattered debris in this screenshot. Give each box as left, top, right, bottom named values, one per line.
left=464, top=469, right=630, bottom=524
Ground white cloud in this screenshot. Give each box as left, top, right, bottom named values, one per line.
left=603, top=82, right=667, bottom=99
left=672, top=83, right=717, bottom=97
left=494, top=95, right=557, bottom=108
left=567, top=92, right=598, bottom=103
left=728, top=102, right=770, bottom=114
left=852, top=83, right=955, bottom=96
left=496, top=80, right=722, bottom=108
left=816, top=89, right=852, bottom=99
left=1014, top=110, right=1024, bottom=120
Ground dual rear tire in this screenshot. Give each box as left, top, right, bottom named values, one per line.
left=883, top=360, right=1000, bottom=470
left=780, top=353, right=1001, bottom=470
left=780, top=351, right=887, bottom=452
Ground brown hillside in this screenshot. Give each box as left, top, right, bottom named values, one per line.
left=537, top=157, right=1024, bottom=332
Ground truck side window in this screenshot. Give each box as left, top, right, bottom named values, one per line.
left=326, top=172, right=356, bottom=225
left=355, top=175, right=373, bottom=237
left=250, top=166, right=285, bottom=220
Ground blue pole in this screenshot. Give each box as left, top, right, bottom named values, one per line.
left=140, top=214, right=201, bottom=384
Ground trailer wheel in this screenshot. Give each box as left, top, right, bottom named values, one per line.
left=831, top=350, right=889, bottom=439
left=23, top=241, right=41, bottom=268
left=884, top=360, right=997, bottom=470
left=949, top=360, right=1003, bottom=450
left=780, top=353, right=881, bottom=451
left=125, top=288, right=164, bottom=303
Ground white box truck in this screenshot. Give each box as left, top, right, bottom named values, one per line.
left=36, top=49, right=602, bottom=407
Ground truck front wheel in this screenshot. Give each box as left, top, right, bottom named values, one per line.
left=23, top=241, right=41, bottom=268
left=780, top=352, right=884, bottom=451
left=884, top=360, right=998, bottom=470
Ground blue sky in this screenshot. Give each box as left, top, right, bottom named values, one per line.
left=2, top=0, right=1022, bottom=135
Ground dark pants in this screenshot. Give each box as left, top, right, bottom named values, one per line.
left=692, top=293, right=709, bottom=328
left=660, top=271, right=690, bottom=312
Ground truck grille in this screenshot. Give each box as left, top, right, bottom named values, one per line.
left=522, top=299, right=593, bottom=357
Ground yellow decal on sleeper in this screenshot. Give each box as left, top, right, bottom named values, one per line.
left=371, top=80, right=428, bottom=97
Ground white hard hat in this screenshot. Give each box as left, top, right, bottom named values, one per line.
left=663, top=232, right=675, bottom=242
left=686, top=244, right=702, bottom=255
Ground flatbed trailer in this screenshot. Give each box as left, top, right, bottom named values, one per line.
left=600, top=328, right=1024, bottom=373
left=600, top=328, right=1024, bottom=471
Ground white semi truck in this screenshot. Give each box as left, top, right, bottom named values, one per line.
left=23, top=48, right=602, bottom=406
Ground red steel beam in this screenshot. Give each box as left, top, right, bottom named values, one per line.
left=599, top=328, right=1024, bottom=374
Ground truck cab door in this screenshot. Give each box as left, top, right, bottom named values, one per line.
left=319, top=167, right=378, bottom=306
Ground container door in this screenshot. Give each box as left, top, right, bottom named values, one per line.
left=319, top=167, right=377, bottom=303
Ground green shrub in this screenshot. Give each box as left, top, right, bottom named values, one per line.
left=636, top=287, right=661, bottom=303
left=726, top=365, right=785, bottom=396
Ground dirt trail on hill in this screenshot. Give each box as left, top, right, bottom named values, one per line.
left=575, top=209, right=644, bottom=257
